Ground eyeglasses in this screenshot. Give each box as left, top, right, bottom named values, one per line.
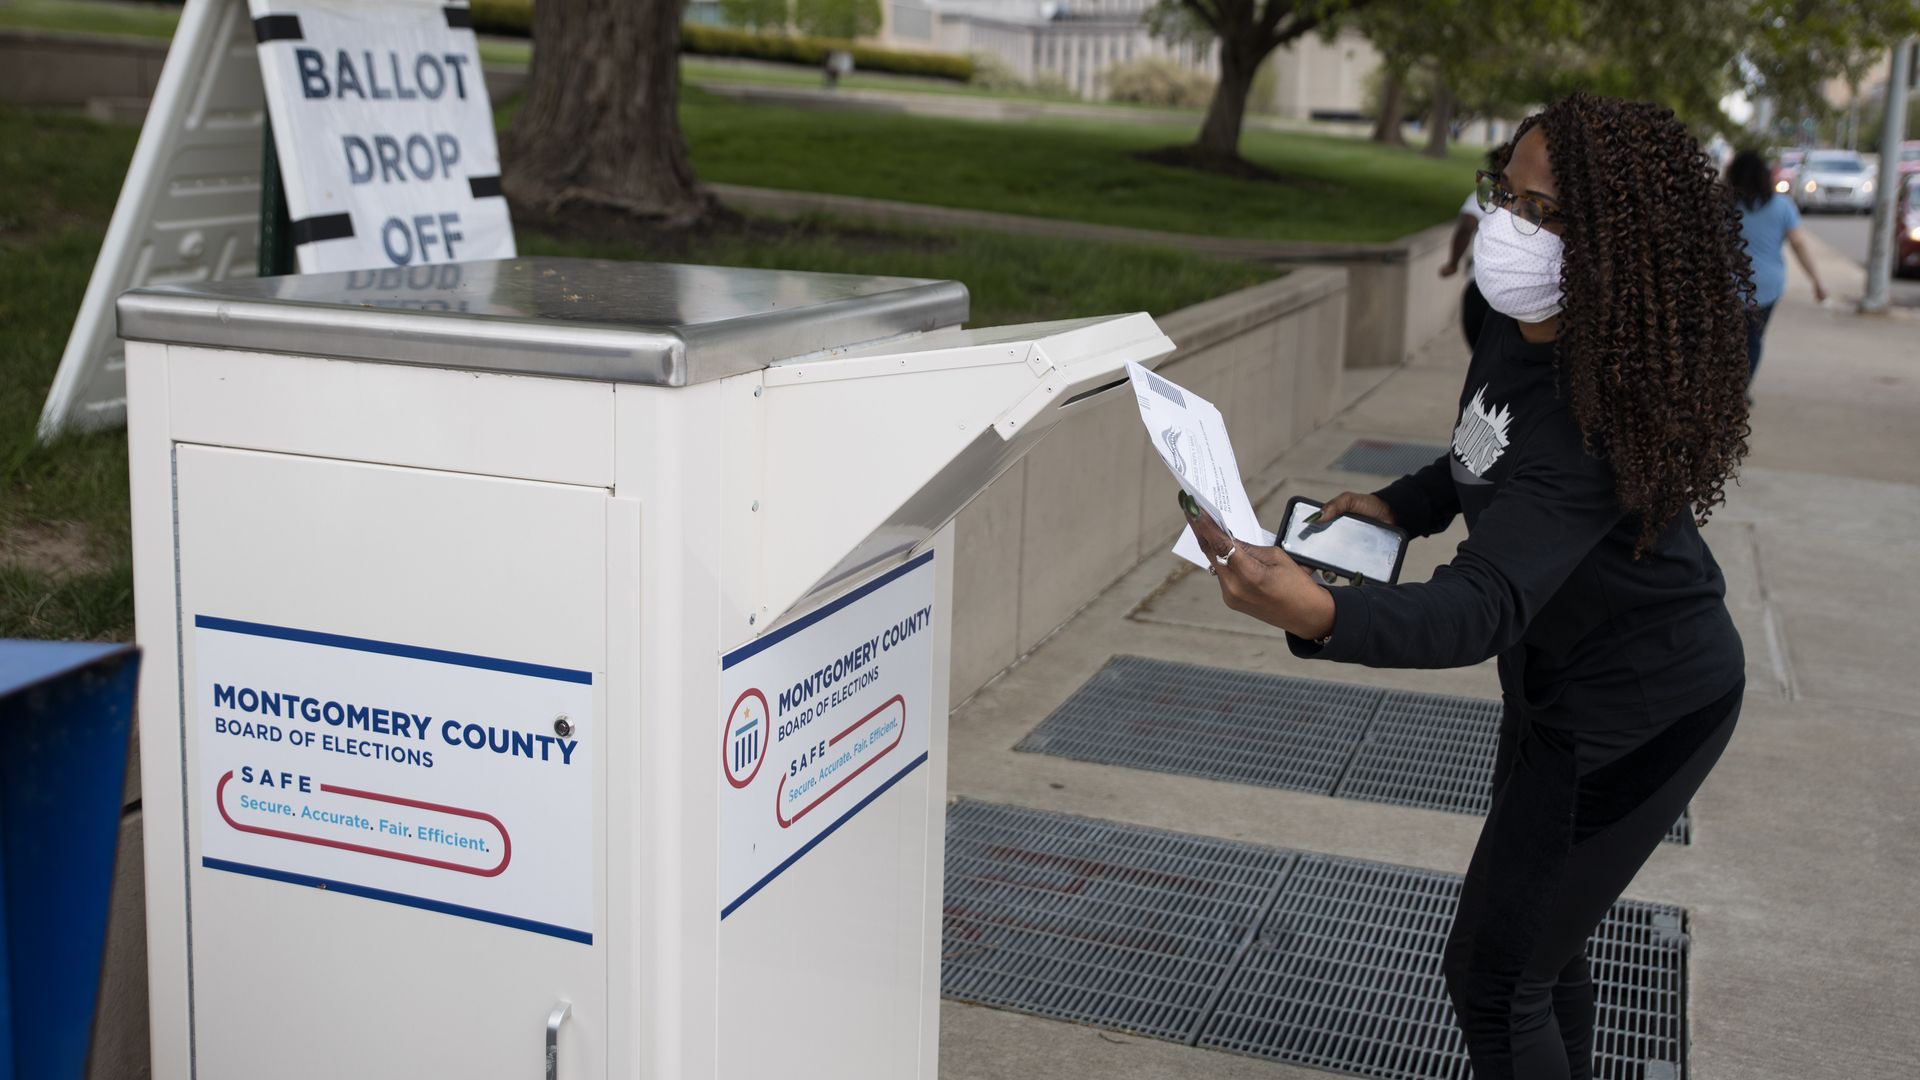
left=1476, top=170, right=1565, bottom=235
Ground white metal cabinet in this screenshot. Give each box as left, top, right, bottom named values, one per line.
left=120, top=257, right=1175, bottom=1080
left=174, top=445, right=610, bottom=1079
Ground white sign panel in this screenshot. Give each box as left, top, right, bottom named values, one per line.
left=194, top=616, right=594, bottom=943
left=41, top=0, right=265, bottom=441
left=249, top=0, right=513, bottom=272
left=719, top=553, right=937, bottom=919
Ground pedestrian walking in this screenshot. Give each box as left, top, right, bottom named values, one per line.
left=1441, top=154, right=1500, bottom=350
left=1726, top=149, right=1828, bottom=383
left=1182, top=94, right=1752, bottom=1080
left=1443, top=159, right=1497, bottom=345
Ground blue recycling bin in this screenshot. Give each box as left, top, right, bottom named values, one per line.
left=0, top=641, right=140, bottom=1080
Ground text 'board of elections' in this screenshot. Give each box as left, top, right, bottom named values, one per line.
left=250, top=0, right=513, bottom=272
left=719, top=553, right=937, bottom=919
left=194, top=616, right=593, bottom=942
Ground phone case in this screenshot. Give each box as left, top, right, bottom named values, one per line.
left=1278, top=496, right=1410, bottom=585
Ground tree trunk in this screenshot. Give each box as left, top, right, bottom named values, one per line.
left=1422, top=77, right=1454, bottom=159
left=1371, top=70, right=1406, bottom=145
left=1196, top=43, right=1261, bottom=161
left=501, top=0, right=711, bottom=228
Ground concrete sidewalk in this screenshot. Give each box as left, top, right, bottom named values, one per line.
left=938, top=236, right=1920, bottom=1078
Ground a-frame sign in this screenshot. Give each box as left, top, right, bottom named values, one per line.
left=39, top=0, right=511, bottom=441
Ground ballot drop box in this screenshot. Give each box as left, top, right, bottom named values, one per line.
left=119, top=258, right=1173, bottom=1080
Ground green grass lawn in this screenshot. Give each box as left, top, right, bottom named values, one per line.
left=519, top=223, right=1274, bottom=329
left=8, top=1, right=1478, bottom=242
left=0, top=0, right=180, bottom=38
left=1, top=107, right=139, bottom=641
left=681, top=89, right=1477, bottom=243
left=0, top=105, right=1275, bottom=641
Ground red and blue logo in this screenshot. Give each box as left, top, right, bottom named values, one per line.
left=723, top=688, right=770, bottom=789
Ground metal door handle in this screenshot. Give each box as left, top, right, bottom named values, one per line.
left=546, top=1000, right=572, bottom=1080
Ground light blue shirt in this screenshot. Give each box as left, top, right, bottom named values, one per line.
left=1739, top=194, right=1799, bottom=308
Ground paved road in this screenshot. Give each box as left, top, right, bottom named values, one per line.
left=1799, top=209, right=1920, bottom=308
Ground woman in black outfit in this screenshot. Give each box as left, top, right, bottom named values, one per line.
left=1185, top=94, right=1753, bottom=1080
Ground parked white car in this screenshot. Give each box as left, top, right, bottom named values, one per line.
left=1794, top=151, right=1876, bottom=214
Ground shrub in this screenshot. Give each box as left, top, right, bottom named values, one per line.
left=1029, top=73, right=1073, bottom=98
left=720, top=0, right=791, bottom=32
left=968, top=53, right=1074, bottom=97
left=681, top=25, right=973, bottom=81
left=847, top=42, right=973, bottom=81
left=1103, top=58, right=1213, bottom=109
left=792, top=0, right=881, bottom=41
left=966, top=53, right=1025, bottom=92
left=469, top=0, right=534, bottom=37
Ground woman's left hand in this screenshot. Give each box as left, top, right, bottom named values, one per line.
left=1184, top=496, right=1337, bottom=640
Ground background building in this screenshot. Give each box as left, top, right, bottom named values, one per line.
left=881, top=0, right=1380, bottom=120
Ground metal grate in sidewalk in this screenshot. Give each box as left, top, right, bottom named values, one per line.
left=1197, top=853, right=1687, bottom=1080
left=1196, top=855, right=1467, bottom=1079
left=1016, top=657, right=1690, bottom=844
left=943, top=800, right=1689, bottom=1080
left=1335, top=691, right=1505, bottom=817
left=1586, top=902, right=1690, bottom=1080
left=1336, top=690, right=1691, bottom=845
left=941, top=800, right=1293, bottom=1041
left=1331, top=438, right=1450, bottom=477
left=1012, top=654, right=1378, bottom=797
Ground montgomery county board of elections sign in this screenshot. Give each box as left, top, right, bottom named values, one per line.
left=193, top=616, right=594, bottom=942
left=718, top=553, right=937, bottom=920
left=250, top=0, right=513, bottom=272
left=39, top=0, right=511, bottom=441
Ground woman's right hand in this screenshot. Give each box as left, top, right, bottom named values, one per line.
left=1319, top=491, right=1394, bottom=526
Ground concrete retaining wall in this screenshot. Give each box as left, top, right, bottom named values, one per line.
left=949, top=267, right=1348, bottom=702
left=0, top=29, right=167, bottom=110
left=714, top=184, right=1451, bottom=373
left=1329, top=221, right=1458, bottom=372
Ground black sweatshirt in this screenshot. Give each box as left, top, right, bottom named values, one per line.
left=1290, top=313, right=1744, bottom=730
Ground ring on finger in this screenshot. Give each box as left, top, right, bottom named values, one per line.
left=1212, top=546, right=1236, bottom=567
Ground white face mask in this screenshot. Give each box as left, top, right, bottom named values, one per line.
left=1473, top=207, right=1564, bottom=323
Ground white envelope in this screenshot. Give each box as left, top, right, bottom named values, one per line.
left=1125, top=361, right=1273, bottom=568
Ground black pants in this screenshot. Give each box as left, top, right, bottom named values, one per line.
left=1442, top=680, right=1743, bottom=1079
left=1745, top=302, right=1775, bottom=380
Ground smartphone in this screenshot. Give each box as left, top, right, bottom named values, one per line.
left=1279, top=496, right=1408, bottom=585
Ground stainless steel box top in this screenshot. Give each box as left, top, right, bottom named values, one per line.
left=116, top=258, right=971, bottom=386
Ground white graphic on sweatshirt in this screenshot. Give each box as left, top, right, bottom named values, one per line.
left=1452, top=386, right=1513, bottom=477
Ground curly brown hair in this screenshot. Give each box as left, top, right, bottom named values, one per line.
left=1500, top=95, right=1753, bottom=555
